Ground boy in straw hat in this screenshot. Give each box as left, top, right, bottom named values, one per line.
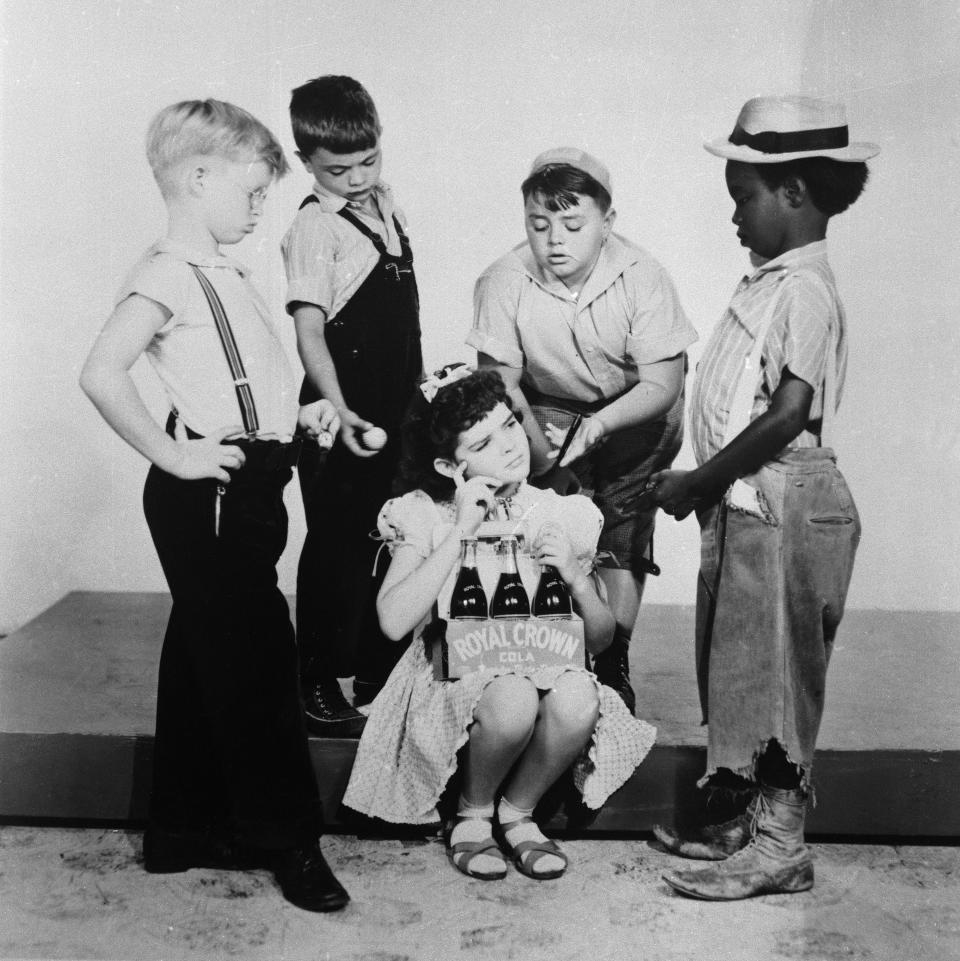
left=645, top=96, right=879, bottom=899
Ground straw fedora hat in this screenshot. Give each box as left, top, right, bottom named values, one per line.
left=705, top=96, right=879, bottom=163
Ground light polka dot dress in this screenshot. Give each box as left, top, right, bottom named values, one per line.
left=342, top=483, right=657, bottom=824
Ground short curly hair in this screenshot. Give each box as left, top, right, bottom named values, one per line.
left=395, top=367, right=516, bottom=501
left=755, top=157, right=869, bottom=216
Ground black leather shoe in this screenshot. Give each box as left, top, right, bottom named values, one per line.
left=303, top=682, right=367, bottom=738
left=592, top=635, right=636, bottom=715
left=273, top=841, right=350, bottom=912
left=142, top=825, right=263, bottom=874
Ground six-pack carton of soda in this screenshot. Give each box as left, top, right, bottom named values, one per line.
left=425, top=524, right=588, bottom=681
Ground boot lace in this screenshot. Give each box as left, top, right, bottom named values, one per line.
left=717, top=792, right=774, bottom=865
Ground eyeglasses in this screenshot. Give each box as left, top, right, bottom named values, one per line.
left=223, top=177, right=269, bottom=210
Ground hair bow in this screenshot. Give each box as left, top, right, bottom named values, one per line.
left=418, top=363, right=474, bottom=403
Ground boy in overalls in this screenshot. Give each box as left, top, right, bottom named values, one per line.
left=647, top=96, right=878, bottom=899
left=79, top=99, right=348, bottom=912
left=282, top=76, right=422, bottom=734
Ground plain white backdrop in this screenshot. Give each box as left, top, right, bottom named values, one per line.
left=2, top=0, right=958, bottom=633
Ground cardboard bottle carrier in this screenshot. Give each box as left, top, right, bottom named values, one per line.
left=424, top=524, right=587, bottom=681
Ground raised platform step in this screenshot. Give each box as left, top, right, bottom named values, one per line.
left=1, top=592, right=957, bottom=836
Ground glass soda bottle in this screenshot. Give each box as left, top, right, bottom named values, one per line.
left=533, top=565, right=573, bottom=618
left=449, top=537, right=488, bottom=619
left=490, top=535, right=530, bottom=619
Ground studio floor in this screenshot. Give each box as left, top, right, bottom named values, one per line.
left=0, top=826, right=958, bottom=961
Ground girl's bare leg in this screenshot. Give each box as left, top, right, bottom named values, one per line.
left=461, top=673, right=540, bottom=804
left=499, top=671, right=600, bottom=875
left=450, top=674, right=539, bottom=876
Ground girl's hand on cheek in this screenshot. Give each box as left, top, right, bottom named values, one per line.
left=452, top=462, right=500, bottom=534
left=533, top=522, right=579, bottom=583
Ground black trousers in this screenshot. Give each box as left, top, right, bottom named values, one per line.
left=296, top=439, right=405, bottom=686
left=143, top=445, right=323, bottom=850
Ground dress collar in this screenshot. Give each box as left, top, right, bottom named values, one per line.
left=152, top=239, right=250, bottom=276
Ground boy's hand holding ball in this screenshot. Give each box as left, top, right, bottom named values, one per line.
left=338, top=409, right=381, bottom=457
left=361, top=426, right=388, bottom=451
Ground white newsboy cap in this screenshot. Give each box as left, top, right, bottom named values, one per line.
left=528, top=147, right=613, bottom=196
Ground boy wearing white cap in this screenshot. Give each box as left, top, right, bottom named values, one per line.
left=470, top=148, right=697, bottom=715
left=646, top=96, right=879, bottom=900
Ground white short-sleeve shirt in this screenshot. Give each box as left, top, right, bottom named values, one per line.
left=117, top=240, right=299, bottom=437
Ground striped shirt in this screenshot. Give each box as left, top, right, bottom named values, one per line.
left=281, top=181, right=408, bottom=321
left=469, top=234, right=696, bottom=404
left=690, top=240, right=847, bottom=465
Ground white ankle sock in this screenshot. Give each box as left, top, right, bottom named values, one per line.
left=497, top=796, right=534, bottom=826
left=452, top=797, right=495, bottom=844
left=458, top=796, right=494, bottom=821
left=449, top=798, right=504, bottom=876
left=498, top=797, right=565, bottom=875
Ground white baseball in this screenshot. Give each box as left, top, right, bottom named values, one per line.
left=361, top=426, right=388, bottom=450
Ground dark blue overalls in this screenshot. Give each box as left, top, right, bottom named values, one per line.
left=296, top=201, right=422, bottom=693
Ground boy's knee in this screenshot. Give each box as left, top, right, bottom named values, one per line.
left=542, top=672, right=600, bottom=729
left=475, top=675, right=539, bottom=736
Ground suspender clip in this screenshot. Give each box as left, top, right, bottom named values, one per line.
left=385, top=263, right=412, bottom=281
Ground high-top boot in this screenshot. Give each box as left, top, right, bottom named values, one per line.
left=302, top=680, right=367, bottom=738
left=592, top=626, right=635, bottom=715
left=662, top=784, right=813, bottom=900
left=652, top=794, right=757, bottom=861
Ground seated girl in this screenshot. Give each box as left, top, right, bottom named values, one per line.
left=342, top=366, right=656, bottom=881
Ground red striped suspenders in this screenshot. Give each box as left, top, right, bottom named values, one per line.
left=189, top=263, right=260, bottom=436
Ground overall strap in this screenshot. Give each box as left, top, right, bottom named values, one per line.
left=392, top=214, right=410, bottom=247
left=300, top=195, right=404, bottom=251
left=189, top=264, right=259, bottom=435
left=336, top=207, right=388, bottom=255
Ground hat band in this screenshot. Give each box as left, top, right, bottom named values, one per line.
left=729, top=123, right=849, bottom=154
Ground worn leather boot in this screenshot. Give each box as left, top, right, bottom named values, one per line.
left=662, top=784, right=813, bottom=900
left=592, top=628, right=635, bottom=715
left=652, top=794, right=757, bottom=860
